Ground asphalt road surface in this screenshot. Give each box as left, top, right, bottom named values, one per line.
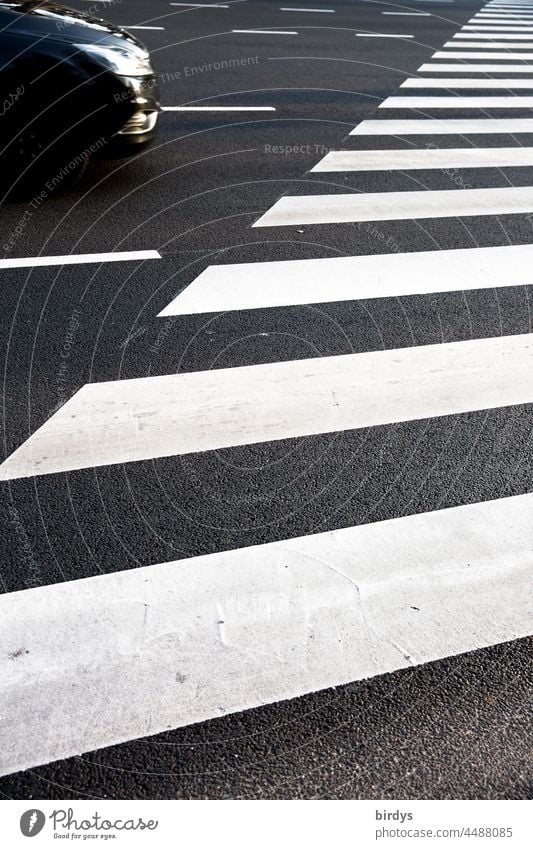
left=0, top=0, right=532, bottom=800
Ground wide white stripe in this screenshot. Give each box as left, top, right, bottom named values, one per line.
left=162, top=106, right=276, bottom=111
left=0, top=250, right=161, bottom=270
left=418, top=62, right=533, bottom=70
left=382, top=11, right=431, bottom=14
left=434, top=50, right=533, bottom=57
left=380, top=94, right=533, bottom=106
left=356, top=33, right=414, bottom=37
left=444, top=40, right=533, bottom=46
left=463, top=24, right=533, bottom=30
left=473, top=14, right=533, bottom=18
left=158, top=244, right=533, bottom=316
left=401, top=77, right=533, bottom=87
left=312, top=147, right=533, bottom=171
left=454, top=31, right=533, bottom=38
left=169, top=3, right=229, bottom=6
left=1, top=493, right=531, bottom=776
left=126, top=26, right=165, bottom=30
left=253, top=186, right=533, bottom=227
left=350, top=117, right=533, bottom=132
left=1, top=335, right=532, bottom=480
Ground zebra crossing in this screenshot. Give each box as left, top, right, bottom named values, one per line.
left=1, top=0, right=533, bottom=778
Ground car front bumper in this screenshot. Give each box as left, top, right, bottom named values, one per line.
left=105, top=73, right=160, bottom=155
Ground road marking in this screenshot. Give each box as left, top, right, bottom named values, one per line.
left=253, top=186, right=533, bottom=227
left=356, top=33, right=414, bottom=38
left=463, top=25, right=533, bottom=30
left=159, top=244, right=533, bottom=316
left=280, top=6, right=335, bottom=11
left=434, top=50, right=533, bottom=57
left=0, top=250, right=161, bottom=270
left=126, top=26, right=166, bottom=30
left=162, top=106, right=276, bottom=111
left=454, top=31, right=533, bottom=38
left=418, top=62, right=533, bottom=70
left=382, top=11, right=431, bottom=15
left=2, top=492, right=531, bottom=776
left=401, top=77, right=533, bottom=87
left=1, top=335, right=532, bottom=480
left=444, top=40, right=533, bottom=47
left=232, top=29, right=298, bottom=34
left=169, top=3, right=229, bottom=6
left=380, top=94, right=533, bottom=107
left=312, top=147, right=533, bottom=171
left=350, top=117, right=533, bottom=133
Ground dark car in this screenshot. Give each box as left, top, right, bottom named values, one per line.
left=0, top=0, right=160, bottom=197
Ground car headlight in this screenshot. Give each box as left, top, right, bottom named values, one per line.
left=74, top=43, right=154, bottom=77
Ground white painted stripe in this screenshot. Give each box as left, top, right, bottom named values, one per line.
left=0, top=250, right=161, bottom=270
left=434, top=50, right=533, bottom=57
left=382, top=11, right=431, bottom=14
left=280, top=6, right=334, bottom=11
left=444, top=40, right=533, bottom=47
left=2, top=492, right=531, bottom=776
left=454, top=31, right=533, bottom=38
left=473, top=13, right=533, bottom=17
left=463, top=24, right=533, bottom=30
left=1, top=334, right=532, bottom=480
left=311, top=147, right=533, bottom=171
left=232, top=29, right=298, bottom=34
left=350, top=117, right=533, bottom=133
left=253, top=186, right=533, bottom=227
left=356, top=33, right=414, bottom=37
left=158, top=244, right=533, bottom=316
left=169, top=3, right=229, bottom=6
left=401, top=77, right=533, bottom=87
left=162, top=106, right=276, bottom=111
left=418, top=63, right=533, bottom=70
left=380, top=94, right=533, bottom=107
left=473, top=19, right=533, bottom=23
left=126, top=26, right=165, bottom=30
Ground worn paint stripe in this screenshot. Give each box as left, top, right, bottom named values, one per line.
left=433, top=50, right=533, bottom=57
left=253, top=186, right=533, bottom=227
left=418, top=63, right=533, bottom=71
left=380, top=94, right=533, bottom=107
left=1, top=334, right=533, bottom=480
left=311, top=147, right=533, bottom=171
left=401, top=77, right=533, bottom=87
left=158, top=244, right=533, bottom=316
left=350, top=117, right=533, bottom=133
left=1, top=493, right=531, bottom=776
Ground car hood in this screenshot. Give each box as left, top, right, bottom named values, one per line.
left=0, top=0, right=144, bottom=48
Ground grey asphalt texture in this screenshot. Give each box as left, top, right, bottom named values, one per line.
left=0, top=0, right=531, bottom=799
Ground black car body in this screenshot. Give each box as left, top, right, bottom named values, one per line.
left=0, top=0, right=160, bottom=196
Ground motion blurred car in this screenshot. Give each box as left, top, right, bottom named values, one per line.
left=0, top=0, right=160, bottom=197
